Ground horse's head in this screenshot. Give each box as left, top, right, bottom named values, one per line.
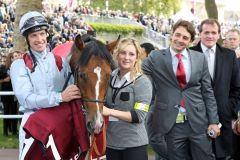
left=70, top=34, right=120, bottom=134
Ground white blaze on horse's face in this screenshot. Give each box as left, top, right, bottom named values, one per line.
left=93, top=66, right=104, bottom=133
left=94, top=66, right=101, bottom=106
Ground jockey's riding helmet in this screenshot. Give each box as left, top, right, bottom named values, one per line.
left=19, top=11, right=49, bottom=37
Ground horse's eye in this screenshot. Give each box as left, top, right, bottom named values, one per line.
left=79, top=72, right=87, bottom=80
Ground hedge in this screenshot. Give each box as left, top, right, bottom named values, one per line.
left=88, top=22, right=144, bottom=35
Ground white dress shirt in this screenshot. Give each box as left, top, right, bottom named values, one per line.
left=201, top=43, right=216, bottom=79
left=170, top=47, right=191, bottom=83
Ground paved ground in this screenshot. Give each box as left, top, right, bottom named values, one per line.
left=0, top=149, right=155, bottom=160
left=0, top=149, right=18, bottom=160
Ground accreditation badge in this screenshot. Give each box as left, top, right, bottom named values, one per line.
left=176, top=112, right=184, bottom=123
left=176, top=106, right=186, bottom=123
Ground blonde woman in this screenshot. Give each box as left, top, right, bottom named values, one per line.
left=103, top=38, right=152, bottom=160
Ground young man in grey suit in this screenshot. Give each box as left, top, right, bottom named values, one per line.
left=142, top=20, right=220, bottom=160
left=190, top=19, right=240, bottom=160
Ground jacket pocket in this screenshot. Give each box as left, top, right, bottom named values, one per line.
left=194, top=105, right=204, bottom=111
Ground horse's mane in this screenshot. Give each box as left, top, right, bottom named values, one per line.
left=77, top=38, right=116, bottom=70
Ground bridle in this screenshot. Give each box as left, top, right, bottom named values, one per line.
left=81, top=98, right=105, bottom=104
left=74, top=65, right=107, bottom=160
left=74, top=64, right=106, bottom=105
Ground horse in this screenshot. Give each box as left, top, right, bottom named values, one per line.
left=69, top=34, right=120, bottom=134
left=21, top=34, right=120, bottom=160
left=69, top=34, right=120, bottom=159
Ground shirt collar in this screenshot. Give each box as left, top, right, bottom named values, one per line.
left=30, top=48, right=49, bottom=60
left=200, top=43, right=216, bottom=54
left=112, top=68, right=131, bottom=82
left=170, top=47, right=189, bottom=59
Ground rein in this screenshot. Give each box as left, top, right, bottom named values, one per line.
left=74, top=65, right=107, bottom=160
left=88, top=120, right=107, bottom=160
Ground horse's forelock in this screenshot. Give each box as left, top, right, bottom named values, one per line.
left=77, top=40, right=115, bottom=69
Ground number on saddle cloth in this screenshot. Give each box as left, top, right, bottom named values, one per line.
left=22, top=100, right=90, bottom=160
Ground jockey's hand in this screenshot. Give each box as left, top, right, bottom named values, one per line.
left=61, top=85, right=81, bottom=102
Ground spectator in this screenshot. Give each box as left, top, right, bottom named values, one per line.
left=11, top=50, right=22, bottom=61
left=222, top=28, right=240, bottom=160
left=190, top=19, right=240, bottom=160
left=140, top=42, right=155, bottom=58
left=0, top=53, right=6, bottom=65
left=0, top=51, right=21, bottom=136
left=224, top=29, right=240, bottom=58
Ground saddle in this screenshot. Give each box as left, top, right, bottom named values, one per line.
left=22, top=100, right=89, bottom=160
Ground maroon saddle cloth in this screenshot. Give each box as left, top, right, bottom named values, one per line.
left=23, top=99, right=90, bottom=160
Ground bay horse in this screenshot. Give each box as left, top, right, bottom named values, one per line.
left=69, top=34, right=119, bottom=134
left=69, top=34, right=120, bottom=159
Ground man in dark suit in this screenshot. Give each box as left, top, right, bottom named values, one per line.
left=143, top=20, right=220, bottom=160
left=190, top=19, right=240, bottom=160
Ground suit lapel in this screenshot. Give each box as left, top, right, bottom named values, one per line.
left=162, top=48, right=180, bottom=88
left=185, top=49, right=194, bottom=89
left=192, top=42, right=214, bottom=85
left=193, top=42, right=203, bottom=53
left=213, top=46, right=223, bottom=85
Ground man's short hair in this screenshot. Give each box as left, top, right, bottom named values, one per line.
left=140, top=42, right=155, bottom=55
left=225, top=28, right=240, bottom=37
left=172, top=20, right=196, bottom=42
left=198, top=19, right=221, bottom=33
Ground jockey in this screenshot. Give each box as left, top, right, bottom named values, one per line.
left=10, top=11, right=81, bottom=159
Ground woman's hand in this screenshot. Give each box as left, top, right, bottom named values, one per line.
left=102, top=106, right=112, bottom=116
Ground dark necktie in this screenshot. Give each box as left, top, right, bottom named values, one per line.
left=176, top=53, right=187, bottom=107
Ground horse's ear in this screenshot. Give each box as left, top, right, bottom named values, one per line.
left=74, top=34, right=85, bottom=50
left=106, top=35, right=120, bottom=53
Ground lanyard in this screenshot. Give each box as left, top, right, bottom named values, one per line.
left=111, top=75, right=127, bottom=104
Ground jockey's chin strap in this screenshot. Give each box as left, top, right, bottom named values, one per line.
left=88, top=120, right=106, bottom=160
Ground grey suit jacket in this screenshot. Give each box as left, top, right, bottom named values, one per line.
left=142, top=48, right=219, bottom=135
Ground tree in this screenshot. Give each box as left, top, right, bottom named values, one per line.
left=13, top=0, right=42, bottom=52
left=89, top=0, right=180, bottom=16
left=205, top=0, right=218, bottom=19
left=205, top=0, right=223, bottom=44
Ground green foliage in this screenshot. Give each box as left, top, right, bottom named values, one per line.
left=88, top=22, right=144, bottom=35
left=80, top=0, right=180, bottom=16
left=0, top=119, right=19, bottom=148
